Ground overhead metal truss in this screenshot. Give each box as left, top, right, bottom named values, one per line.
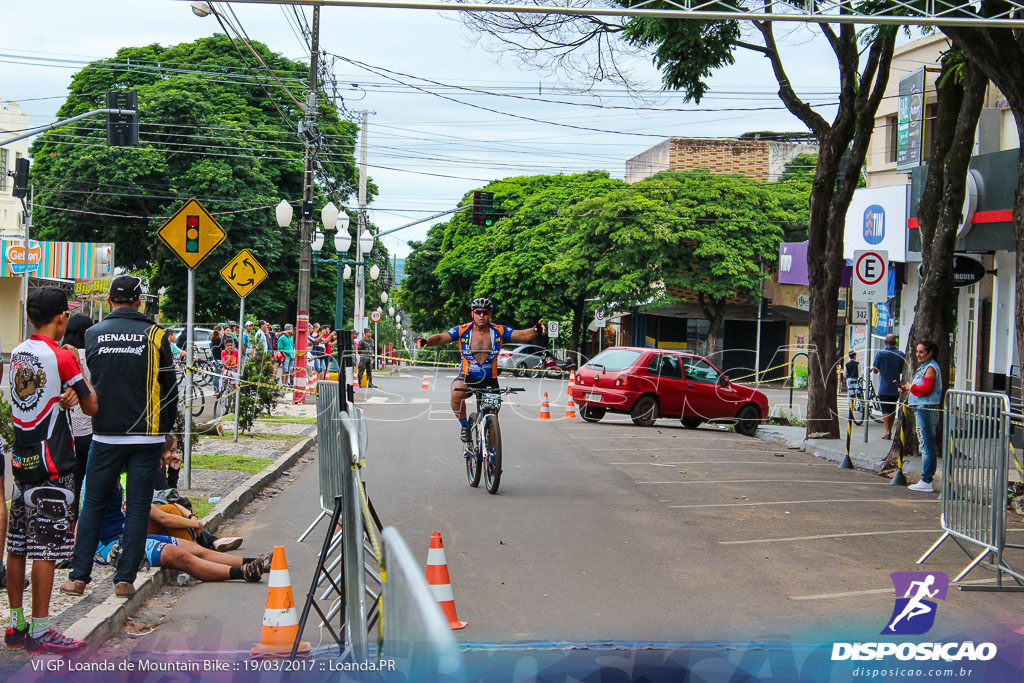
left=201, top=0, right=1024, bottom=28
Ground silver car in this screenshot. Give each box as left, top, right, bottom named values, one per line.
left=496, top=343, right=548, bottom=377
left=169, top=326, right=214, bottom=359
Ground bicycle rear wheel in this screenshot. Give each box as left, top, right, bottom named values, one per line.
left=465, top=413, right=481, bottom=488
left=483, top=416, right=502, bottom=494
left=849, top=395, right=865, bottom=426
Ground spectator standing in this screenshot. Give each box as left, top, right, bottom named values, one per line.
left=7, top=287, right=97, bottom=654
left=899, top=340, right=942, bottom=493
left=872, top=334, right=906, bottom=440
left=257, top=321, right=272, bottom=353
left=278, top=325, right=295, bottom=385
left=358, top=330, right=377, bottom=388
left=209, top=325, right=225, bottom=394
left=241, top=321, right=255, bottom=359
left=843, top=351, right=860, bottom=403
left=60, top=313, right=95, bottom=516
left=309, top=323, right=324, bottom=382
left=62, top=276, right=178, bottom=601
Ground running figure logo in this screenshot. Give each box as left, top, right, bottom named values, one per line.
left=882, top=571, right=949, bottom=635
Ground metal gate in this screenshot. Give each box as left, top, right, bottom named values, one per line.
left=917, top=390, right=1024, bottom=590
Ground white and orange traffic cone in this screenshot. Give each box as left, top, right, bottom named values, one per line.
left=566, top=369, right=576, bottom=396
left=421, top=372, right=430, bottom=390
left=426, top=532, right=467, bottom=630
left=564, top=396, right=577, bottom=420
left=251, top=546, right=311, bottom=658
left=538, top=392, right=551, bottom=421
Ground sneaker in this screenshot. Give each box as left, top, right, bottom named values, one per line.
left=212, top=537, right=243, bottom=552
left=23, top=628, right=86, bottom=655
left=241, top=559, right=264, bottom=583
left=460, top=425, right=471, bottom=443
left=59, top=579, right=86, bottom=597
left=881, top=434, right=892, bottom=440
left=909, top=480, right=934, bottom=492
left=5, top=623, right=28, bottom=649
left=257, top=553, right=273, bottom=573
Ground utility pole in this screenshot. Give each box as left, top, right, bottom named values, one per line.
left=293, top=5, right=320, bottom=404
left=353, top=110, right=369, bottom=334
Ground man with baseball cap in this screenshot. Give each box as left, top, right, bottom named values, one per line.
left=62, top=275, right=178, bottom=602
left=7, top=286, right=97, bottom=654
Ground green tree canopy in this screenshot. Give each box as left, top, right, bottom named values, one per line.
left=28, top=35, right=372, bottom=325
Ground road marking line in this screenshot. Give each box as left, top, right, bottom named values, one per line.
left=668, top=499, right=938, bottom=509
left=609, top=461, right=834, bottom=466
left=720, top=530, right=938, bottom=545
left=790, top=577, right=998, bottom=601
left=638, top=480, right=891, bottom=485
left=593, top=448, right=791, bottom=452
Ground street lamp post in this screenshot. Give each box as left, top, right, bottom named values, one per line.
left=313, top=222, right=378, bottom=333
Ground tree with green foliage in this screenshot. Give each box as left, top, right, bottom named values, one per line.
left=461, top=6, right=897, bottom=439
left=27, top=35, right=373, bottom=325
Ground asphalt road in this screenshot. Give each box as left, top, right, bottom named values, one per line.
left=101, top=372, right=1024, bottom=655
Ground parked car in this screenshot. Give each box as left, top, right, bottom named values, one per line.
left=496, top=343, right=549, bottom=377
left=570, top=346, right=769, bottom=435
left=168, top=326, right=213, bottom=359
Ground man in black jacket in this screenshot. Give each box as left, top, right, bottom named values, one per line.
left=61, top=276, right=178, bottom=599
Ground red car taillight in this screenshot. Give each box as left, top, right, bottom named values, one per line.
left=499, top=352, right=513, bottom=358
left=615, top=375, right=630, bottom=387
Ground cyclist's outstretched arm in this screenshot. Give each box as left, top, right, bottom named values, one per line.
left=417, top=332, right=455, bottom=348
left=508, top=319, right=546, bottom=343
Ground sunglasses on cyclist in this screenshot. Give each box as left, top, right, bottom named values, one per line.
left=473, top=308, right=491, bottom=315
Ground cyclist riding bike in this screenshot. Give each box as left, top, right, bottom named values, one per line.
left=416, top=297, right=544, bottom=442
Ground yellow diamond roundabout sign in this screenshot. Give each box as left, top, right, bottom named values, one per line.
left=221, top=249, right=269, bottom=299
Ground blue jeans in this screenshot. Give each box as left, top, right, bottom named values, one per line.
left=70, top=441, right=161, bottom=585
left=913, top=407, right=940, bottom=484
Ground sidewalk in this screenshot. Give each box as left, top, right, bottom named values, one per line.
left=755, top=423, right=927, bottom=478
left=0, top=399, right=318, bottom=671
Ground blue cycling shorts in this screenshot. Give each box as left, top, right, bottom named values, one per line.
left=95, top=535, right=178, bottom=568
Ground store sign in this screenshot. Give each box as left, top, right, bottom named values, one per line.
left=74, top=279, right=110, bottom=301
left=6, top=243, right=41, bottom=274
left=919, top=255, right=986, bottom=288
left=844, top=186, right=907, bottom=261
left=897, top=68, right=926, bottom=169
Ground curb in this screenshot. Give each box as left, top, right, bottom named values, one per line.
left=63, top=434, right=317, bottom=652
left=755, top=426, right=887, bottom=473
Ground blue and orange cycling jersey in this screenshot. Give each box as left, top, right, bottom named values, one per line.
left=446, top=322, right=514, bottom=380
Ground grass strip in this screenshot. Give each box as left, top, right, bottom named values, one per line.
left=205, top=432, right=302, bottom=441
left=190, top=453, right=271, bottom=474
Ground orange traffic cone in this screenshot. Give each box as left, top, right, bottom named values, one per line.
left=421, top=372, right=430, bottom=390
left=426, top=532, right=467, bottom=629
left=251, top=546, right=311, bottom=658
left=564, top=396, right=577, bottom=420
left=538, top=392, right=551, bottom=420
left=566, top=369, right=575, bottom=396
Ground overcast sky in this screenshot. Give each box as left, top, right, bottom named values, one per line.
left=3, top=0, right=856, bottom=257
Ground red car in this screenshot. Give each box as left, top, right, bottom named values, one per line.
left=570, top=347, right=769, bottom=436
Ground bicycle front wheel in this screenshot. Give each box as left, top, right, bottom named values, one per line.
left=465, top=413, right=481, bottom=488
left=849, top=396, right=864, bottom=426
left=188, top=383, right=205, bottom=418
left=483, top=415, right=502, bottom=494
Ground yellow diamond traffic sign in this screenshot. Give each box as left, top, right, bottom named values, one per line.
left=157, top=198, right=226, bottom=269
left=220, top=249, right=268, bottom=299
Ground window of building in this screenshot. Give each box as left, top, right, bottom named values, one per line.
left=886, top=115, right=898, bottom=164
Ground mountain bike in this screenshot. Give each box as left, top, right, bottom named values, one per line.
left=849, top=377, right=884, bottom=426
left=455, top=386, right=524, bottom=494
left=213, top=369, right=238, bottom=419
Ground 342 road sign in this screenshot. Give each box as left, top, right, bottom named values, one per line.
left=220, top=249, right=268, bottom=298
left=853, top=249, right=888, bottom=303
left=157, top=198, right=226, bottom=269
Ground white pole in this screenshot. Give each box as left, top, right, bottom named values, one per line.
left=234, top=297, right=246, bottom=442
left=354, top=110, right=369, bottom=334
left=183, top=268, right=195, bottom=489
left=863, top=314, right=872, bottom=443
left=21, top=187, right=32, bottom=340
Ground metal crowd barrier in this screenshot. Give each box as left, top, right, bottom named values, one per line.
left=381, top=527, right=463, bottom=675
left=918, top=390, right=1024, bottom=590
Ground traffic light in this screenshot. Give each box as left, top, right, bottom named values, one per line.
left=185, top=215, right=200, bottom=253
left=106, top=91, right=139, bottom=147
left=12, top=158, right=29, bottom=199
left=472, top=191, right=494, bottom=226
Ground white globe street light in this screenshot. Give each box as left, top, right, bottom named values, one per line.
left=388, top=306, right=395, bottom=317
left=343, top=264, right=352, bottom=280
left=334, top=228, right=352, bottom=254
left=321, top=202, right=339, bottom=231
left=358, top=230, right=373, bottom=253
left=275, top=199, right=293, bottom=228
left=381, top=291, right=389, bottom=305
left=311, top=229, right=325, bottom=254
left=369, top=264, right=380, bottom=281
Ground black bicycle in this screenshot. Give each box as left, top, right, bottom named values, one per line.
left=848, top=377, right=884, bottom=426
left=455, top=386, right=524, bottom=494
